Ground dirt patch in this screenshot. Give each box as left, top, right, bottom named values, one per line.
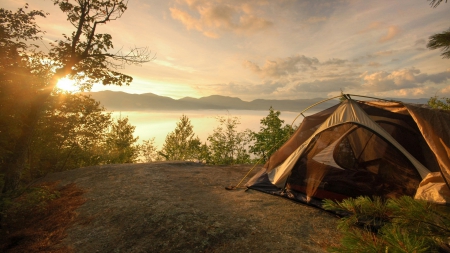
left=33, top=162, right=341, bottom=252
left=1, top=182, right=86, bottom=253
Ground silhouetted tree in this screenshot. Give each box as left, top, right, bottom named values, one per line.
left=159, top=115, right=202, bottom=161
left=428, top=0, right=447, bottom=8
left=1, top=1, right=152, bottom=192
left=426, top=0, right=449, bottom=59
left=104, top=117, right=140, bottom=164
left=29, top=93, right=112, bottom=179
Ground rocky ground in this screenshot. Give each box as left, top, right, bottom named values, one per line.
left=34, top=161, right=342, bottom=253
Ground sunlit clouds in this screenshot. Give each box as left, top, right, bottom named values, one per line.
left=170, top=0, right=273, bottom=38
left=4, top=0, right=450, bottom=100
left=379, top=26, right=401, bottom=43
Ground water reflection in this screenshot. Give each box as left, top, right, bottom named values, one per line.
left=110, top=110, right=314, bottom=148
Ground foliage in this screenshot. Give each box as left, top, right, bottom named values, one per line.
left=427, top=0, right=449, bottom=58
left=1, top=184, right=60, bottom=230
left=428, top=96, right=450, bottom=110
left=104, top=117, right=140, bottom=164
left=139, top=138, right=163, bottom=163
left=428, top=0, right=448, bottom=8
left=2, top=91, right=141, bottom=184
left=0, top=4, right=45, bottom=52
left=28, top=93, right=112, bottom=178
left=1, top=1, right=151, bottom=192
left=159, top=115, right=203, bottom=161
left=206, top=116, right=252, bottom=165
left=0, top=5, right=47, bottom=173
left=0, top=183, right=84, bottom=253
left=427, top=28, right=450, bottom=59
left=323, top=196, right=450, bottom=252
left=49, top=0, right=152, bottom=88
left=249, top=107, right=294, bottom=162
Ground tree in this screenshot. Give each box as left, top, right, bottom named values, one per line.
left=139, top=138, right=162, bottom=163
left=426, top=0, right=449, bottom=58
left=425, top=0, right=450, bottom=111
left=159, top=115, right=202, bottom=161
left=1, top=5, right=49, bottom=192
left=428, top=0, right=447, bottom=8
left=427, top=28, right=450, bottom=59
left=249, top=107, right=294, bottom=162
left=104, top=117, right=140, bottom=164
left=428, top=96, right=450, bottom=110
left=206, top=116, right=251, bottom=165
left=28, top=93, right=112, bottom=179
left=1, top=1, right=152, bottom=192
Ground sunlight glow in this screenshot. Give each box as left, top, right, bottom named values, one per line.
left=56, top=78, right=79, bottom=93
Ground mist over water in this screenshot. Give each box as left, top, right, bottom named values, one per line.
left=110, top=110, right=318, bottom=148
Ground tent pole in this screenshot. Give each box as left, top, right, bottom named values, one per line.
left=226, top=93, right=400, bottom=191
left=289, top=95, right=343, bottom=127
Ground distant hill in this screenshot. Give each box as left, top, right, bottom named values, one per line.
left=83, top=91, right=429, bottom=112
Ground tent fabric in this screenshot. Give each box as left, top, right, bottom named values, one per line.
left=246, top=98, right=450, bottom=205
left=404, top=104, right=450, bottom=186
left=415, top=172, right=450, bottom=204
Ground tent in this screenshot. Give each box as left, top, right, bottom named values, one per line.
left=245, top=96, right=450, bottom=207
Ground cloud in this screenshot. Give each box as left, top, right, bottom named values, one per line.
left=414, top=38, right=426, bottom=46
left=358, top=22, right=401, bottom=43
left=169, top=7, right=202, bottom=30
left=243, top=55, right=319, bottom=78
left=229, top=81, right=286, bottom=95
left=170, top=0, right=273, bottom=38
left=307, top=16, right=328, bottom=24
left=368, top=62, right=382, bottom=67
left=292, top=78, right=360, bottom=93
left=358, top=21, right=383, bottom=33
left=323, top=58, right=347, bottom=65
left=373, top=50, right=397, bottom=57
left=415, top=71, right=450, bottom=84
left=360, top=69, right=450, bottom=92
left=194, top=81, right=286, bottom=98
left=379, top=25, right=401, bottom=43
left=354, top=50, right=398, bottom=62
left=441, top=85, right=450, bottom=96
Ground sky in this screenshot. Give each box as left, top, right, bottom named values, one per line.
left=4, top=0, right=450, bottom=101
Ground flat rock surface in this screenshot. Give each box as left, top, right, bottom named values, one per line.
left=39, top=162, right=341, bottom=253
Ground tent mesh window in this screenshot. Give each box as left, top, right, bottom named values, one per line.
left=358, top=101, right=440, bottom=172
left=285, top=123, right=422, bottom=201
left=265, top=104, right=340, bottom=171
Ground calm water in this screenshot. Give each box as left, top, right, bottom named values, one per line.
left=110, top=110, right=319, bottom=148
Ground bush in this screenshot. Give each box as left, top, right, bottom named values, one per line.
left=323, top=196, right=450, bottom=252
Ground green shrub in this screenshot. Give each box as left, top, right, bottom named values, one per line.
left=323, top=196, right=450, bottom=252
left=1, top=184, right=60, bottom=225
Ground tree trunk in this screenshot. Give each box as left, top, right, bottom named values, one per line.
left=2, top=91, right=50, bottom=193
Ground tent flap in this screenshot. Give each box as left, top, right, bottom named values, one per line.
left=415, top=172, right=450, bottom=204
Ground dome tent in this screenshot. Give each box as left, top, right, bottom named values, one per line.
left=245, top=96, right=450, bottom=207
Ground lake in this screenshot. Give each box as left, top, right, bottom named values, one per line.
left=110, top=109, right=318, bottom=148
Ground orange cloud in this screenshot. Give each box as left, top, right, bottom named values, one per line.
left=379, top=25, right=401, bottom=43
left=243, top=55, right=319, bottom=78
left=361, top=68, right=420, bottom=91
left=170, top=0, right=273, bottom=38
left=170, top=7, right=202, bottom=31
left=358, top=21, right=383, bottom=33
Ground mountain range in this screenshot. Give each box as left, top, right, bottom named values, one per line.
left=84, top=91, right=430, bottom=112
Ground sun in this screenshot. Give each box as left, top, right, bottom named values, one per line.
left=56, top=78, right=79, bottom=92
